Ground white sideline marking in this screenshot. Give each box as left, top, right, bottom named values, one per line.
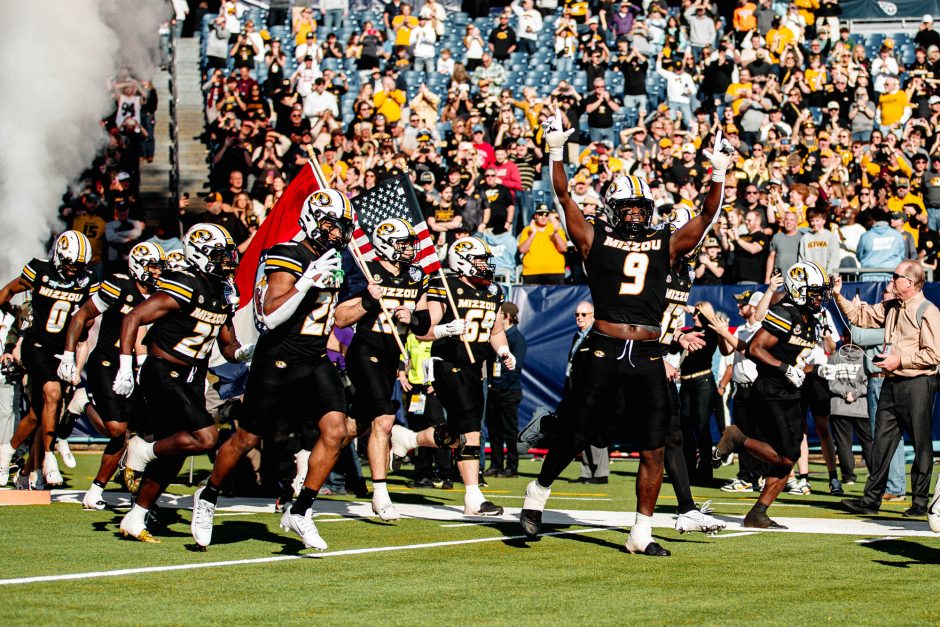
left=489, top=495, right=613, bottom=502
left=711, top=531, right=758, bottom=539
left=0, top=526, right=619, bottom=587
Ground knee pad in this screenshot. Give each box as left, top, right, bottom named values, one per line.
left=432, top=424, right=462, bottom=448
left=104, top=435, right=125, bottom=456
left=456, top=443, right=479, bottom=461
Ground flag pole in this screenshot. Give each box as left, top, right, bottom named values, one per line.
left=301, top=148, right=409, bottom=360
left=437, top=267, right=476, bottom=364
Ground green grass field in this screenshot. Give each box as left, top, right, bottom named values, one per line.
left=1, top=452, right=939, bottom=625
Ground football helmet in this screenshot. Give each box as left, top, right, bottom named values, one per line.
left=605, top=175, right=654, bottom=236
left=299, top=189, right=354, bottom=254
left=373, top=218, right=418, bottom=264
left=665, top=205, right=696, bottom=232
left=184, top=223, right=238, bottom=278
left=53, top=230, right=93, bottom=279
left=165, top=249, right=187, bottom=271
left=128, top=242, right=166, bottom=287
left=448, top=236, right=494, bottom=281
left=784, top=261, right=832, bottom=312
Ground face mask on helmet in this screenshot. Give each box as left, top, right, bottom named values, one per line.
left=301, top=190, right=354, bottom=254
left=129, top=243, right=166, bottom=287
left=449, top=237, right=494, bottom=281
left=53, top=231, right=92, bottom=280
left=185, top=225, right=239, bottom=278
left=785, top=262, right=832, bottom=312
left=608, top=198, right=654, bottom=235
left=374, top=219, right=418, bottom=264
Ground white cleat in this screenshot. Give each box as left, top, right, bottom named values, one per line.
left=119, top=512, right=160, bottom=543
left=929, top=489, right=940, bottom=534
left=83, top=484, right=107, bottom=510
left=43, top=455, right=63, bottom=486
left=372, top=500, right=401, bottom=521
left=123, top=436, right=155, bottom=493
left=191, top=487, right=216, bottom=548
left=389, top=425, right=415, bottom=472
left=280, top=508, right=328, bottom=550
left=0, top=442, right=15, bottom=486
left=56, top=439, right=77, bottom=468
left=675, top=509, right=727, bottom=535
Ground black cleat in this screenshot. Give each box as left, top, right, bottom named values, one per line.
left=520, top=509, right=542, bottom=538
left=743, top=509, right=788, bottom=529
left=467, top=500, right=504, bottom=516
left=841, top=498, right=879, bottom=515
left=711, top=425, right=745, bottom=469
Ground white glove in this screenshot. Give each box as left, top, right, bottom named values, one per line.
left=816, top=364, right=836, bottom=381
left=497, top=346, right=516, bottom=370
left=234, top=343, right=255, bottom=362
left=783, top=364, right=806, bottom=389
left=703, top=137, right=735, bottom=182
left=542, top=112, right=575, bottom=161
left=56, top=351, right=77, bottom=384
left=112, top=354, right=135, bottom=397
left=433, top=319, right=467, bottom=339
left=295, top=252, right=342, bottom=293
left=423, top=356, right=442, bottom=384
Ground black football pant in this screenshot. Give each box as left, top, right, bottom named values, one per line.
left=680, top=374, right=716, bottom=484
left=666, top=381, right=696, bottom=514
left=485, top=386, right=522, bottom=473
left=732, top=385, right=767, bottom=484
left=859, top=375, right=937, bottom=510
left=830, top=413, right=873, bottom=484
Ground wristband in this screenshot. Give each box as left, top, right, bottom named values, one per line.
left=711, top=170, right=726, bottom=183
left=777, top=362, right=790, bottom=374
left=60, top=351, right=75, bottom=363
left=120, top=354, right=134, bottom=371
left=549, top=147, right=564, bottom=161
left=361, top=292, right=381, bottom=313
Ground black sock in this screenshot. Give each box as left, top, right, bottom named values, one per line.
left=828, top=470, right=837, bottom=481
left=751, top=502, right=768, bottom=515
left=201, top=480, right=221, bottom=505
left=798, top=473, right=809, bottom=481
left=93, top=479, right=106, bottom=489
left=291, top=487, right=318, bottom=514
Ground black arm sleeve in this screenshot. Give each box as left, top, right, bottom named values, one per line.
left=409, top=309, right=432, bottom=336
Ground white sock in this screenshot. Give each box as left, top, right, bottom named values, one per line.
left=86, top=482, right=103, bottom=502
left=464, top=483, right=485, bottom=510
left=372, top=481, right=390, bottom=505
left=128, top=503, right=148, bottom=523
left=532, top=481, right=551, bottom=496
left=141, top=441, right=157, bottom=463
left=629, top=512, right=653, bottom=549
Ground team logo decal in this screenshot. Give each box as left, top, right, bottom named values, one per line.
left=198, top=295, right=205, bottom=304
left=376, top=223, right=395, bottom=236
left=131, top=244, right=150, bottom=258
left=788, top=266, right=806, bottom=282
left=453, top=240, right=474, bottom=255
left=102, top=361, right=111, bottom=367
left=275, top=360, right=287, bottom=368
left=126, top=295, right=132, bottom=302
left=58, top=235, right=70, bottom=249
left=169, top=370, right=179, bottom=378
left=189, top=228, right=213, bottom=244
left=793, top=324, right=802, bottom=335
left=457, top=288, right=464, bottom=295
left=370, top=356, right=379, bottom=363
left=409, top=266, right=422, bottom=282
left=487, top=284, right=498, bottom=296
left=594, top=350, right=605, bottom=357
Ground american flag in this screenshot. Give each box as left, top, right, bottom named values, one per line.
left=351, top=172, right=442, bottom=274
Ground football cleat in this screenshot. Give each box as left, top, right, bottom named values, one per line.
left=0, top=442, right=13, bottom=487
left=389, top=425, right=415, bottom=472
left=788, top=478, right=811, bottom=495
left=829, top=478, right=845, bottom=496
left=123, top=436, right=155, bottom=493
left=743, top=509, right=788, bottom=529
left=191, top=487, right=216, bottom=548
left=83, top=484, right=107, bottom=510
left=675, top=509, right=727, bottom=535
left=520, top=480, right=551, bottom=538
left=43, top=455, right=63, bottom=486
left=711, top=425, right=745, bottom=469
left=56, top=439, right=77, bottom=468
left=292, top=450, right=310, bottom=498
left=928, top=490, right=940, bottom=533
left=465, top=500, right=504, bottom=516
left=372, top=500, right=401, bottom=521
left=119, top=513, right=161, bottom=543
left=280, top=508, right=328, bottom=550
left=625, top=536, right=671, bottom=556
left=518, top=406, right=555, bottom=447
left=721, top=479, right=754, bottom=492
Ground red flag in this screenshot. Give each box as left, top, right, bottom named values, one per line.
left=233, top=160, right=327, bottom=309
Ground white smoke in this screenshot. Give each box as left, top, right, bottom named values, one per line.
left=0, top=0, right=168, bottom=280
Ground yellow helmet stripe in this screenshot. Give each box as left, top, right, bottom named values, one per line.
left=76, top=232, right=87, bottom=262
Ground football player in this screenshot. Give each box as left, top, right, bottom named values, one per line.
left=518, top=112, right=732, bottom=556
left=58, top=242, right=166, bottom=510
left=659, top=208, right=726, bottom=535
left=712, top=261, right=832, bottom=529
left=190, top=190, right=352, bottom=551
left=116, top=224, right=253, bottom=543
left=0, top=231, right=97, bottom=488
left=333, top=218, right=431, bottom=521
left=390, top=236, right=515, bottom=516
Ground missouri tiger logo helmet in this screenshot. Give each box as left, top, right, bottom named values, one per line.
left=128, top=242, right=167, bottom=287
left=448, top=236, right=494, bottom=281
left=299, top=189, right=354, bottom=254
left=784, top=261, right=832, bottom=312
left=373, top=218, right=417, bottom=264
left=184, top=223, right=238, bottom=278
left=53, top=230, right=93, bottom=280
left=165, top=249, right=187, bottom=271
left=605, top=175, right=654, bottom=237
left=665, top=205, right=696, bottom=233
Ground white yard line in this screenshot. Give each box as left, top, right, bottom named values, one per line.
left=711, top=531, right=759, bottom=539
left=0, top=526, right=619, bottom=587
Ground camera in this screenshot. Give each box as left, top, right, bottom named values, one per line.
left=1, top=360, right=23, bottom=384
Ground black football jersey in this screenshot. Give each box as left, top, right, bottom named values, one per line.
left=752, top=298, right=819, bottom=386
left=145, top=270, right=235, bottom=367
left=348, top=259, right=429, bottom=353
left=585, top=221, right=671, bottom=328
left=91, top=274, right=146, bottom=363
left=20, top=258, right=97, bottom=348
left=254, top=241, right=340, bottom=362
left=659, top=263, right=694, bottom=348
left=428, top=274, right=503, bottom=365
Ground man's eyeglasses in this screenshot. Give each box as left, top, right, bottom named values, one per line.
left=575, top=312, right=591, bottom=318
left=891, top=273, right=912, bottom=283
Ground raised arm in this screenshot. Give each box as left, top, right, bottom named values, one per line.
left=670, top=136, right=734, bottom=263
left=544, top=112, right=593, bottom=257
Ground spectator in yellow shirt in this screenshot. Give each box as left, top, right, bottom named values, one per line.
left=518, top=207, right=567, bottom=284
left=877, top=77, right=911, bottom=135
left=392, top=4, right=419, bottom=48
left=374, top=76, right=406, bottom=123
